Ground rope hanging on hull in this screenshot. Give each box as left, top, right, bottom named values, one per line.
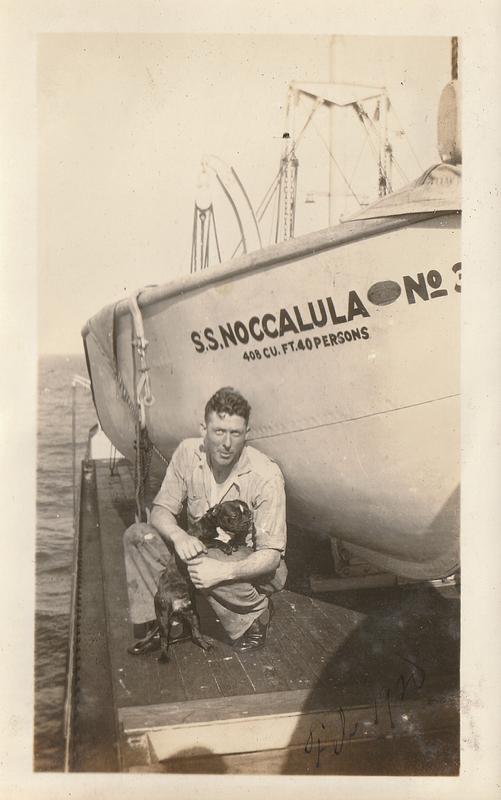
left=84, top=304, right=168, bottom=485
left=127, top=294, right=163, bottom=523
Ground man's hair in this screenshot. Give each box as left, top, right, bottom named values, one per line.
left=204, top=387, right=251, bottom=424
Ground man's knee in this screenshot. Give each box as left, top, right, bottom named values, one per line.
left=210, top=579, right=263, bottom=608
left=123, top=522, right=159, bottom=548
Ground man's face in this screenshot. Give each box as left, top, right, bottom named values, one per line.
left=202, top=411, right=248, bottom=471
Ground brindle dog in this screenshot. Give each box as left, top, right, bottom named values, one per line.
left=154, top=499, right=254, bottom=663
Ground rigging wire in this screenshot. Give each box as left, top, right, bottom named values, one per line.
left=309, top=115, right=363, bottom=206
left=268, top=183, right=278, bottom=244
left=256, top=167, right=283, bottom=217
left=190, top=205, right=198, bottom=273
left=232, top=166, right=284, bottom=255
left=202, top=85, right=423, bottom=258
left=351, top=103, right=382, bottom=163
left=211, top=207, right=222, bottom=264
left=388, top=151, right=410, bottom=185
left=231, top=167, right=282, bottom=256
left=203, top=212, right=210, bottom=270
left=233, top=93, right=322, bottom=253
left=353, top=99, right=415, bottom=191
left=387, top=99, right=424, bottom=174
left=258, top=172, right=282, bottom=222
left=347, top=134, right=369, bottom=187
left=295, top=94, right=324, bottom=148
left=199, top=209, right=206, bottom=267
left=351, top=103, right=393, bottom=193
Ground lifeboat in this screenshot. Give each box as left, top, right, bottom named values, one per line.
left=82, top=82, right=461, bottom=582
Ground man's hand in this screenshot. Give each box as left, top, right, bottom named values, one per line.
left=172, top=531, right=207, bottom=562
left=187, top=556, right=232, bottom=590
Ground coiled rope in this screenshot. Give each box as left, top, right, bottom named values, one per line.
left=127, top=293, right=160, bottom=523
left=85, top=310, right=168, bottom=477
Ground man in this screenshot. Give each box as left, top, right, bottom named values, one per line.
left=123, top=386, right=287, bottom=654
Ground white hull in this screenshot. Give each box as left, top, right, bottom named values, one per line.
left=84, top=204, right=460, bottom=580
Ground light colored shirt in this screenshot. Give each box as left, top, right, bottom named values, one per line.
left=152, top=438, right=287, bottom=555
left=209, top=471, right=236, bottom=507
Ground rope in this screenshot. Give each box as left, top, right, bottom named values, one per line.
left=352, top=103, right=393, bottom=195
left=113, top=367, right=167, bottom=467
left=390, top=152, right=410, bottom=185
left=128, top=295, right=154, bottom=424
left=232, top=96, right=321, bottom=252
left=86, top=316, right=168, bottom=469
left=203, top=211, right=210, bottom=270
left=128, top=293, right=157, bottom=523
left=109, top=444, right=118, bottom=476
left=133, top=423, right=153, bottom=524
left=310, top=115, right=363, bottom=206
left=387, top=100, right=423, bottom=174
left=190, top=204, right=198, bottom=274
left=191, top=203, right=222, bottom=270
left=348, top=135, right=369, bottom=187
left=211, top=207, right=222, bottom=264
left=256, top=167, right=283, bottom=219
left=295, top=94, right=324, bottom=148
left=199, top=210, right=206, bottom=269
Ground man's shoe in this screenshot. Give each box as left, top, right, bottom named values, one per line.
left=234, top=600, right=273, bottom=653
left=128, top=630, right=161, bottom=655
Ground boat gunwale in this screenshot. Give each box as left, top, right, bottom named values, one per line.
left=81, top=209, right=459, bottom=338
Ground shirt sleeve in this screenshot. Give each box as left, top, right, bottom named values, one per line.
left=252, top=467, right=287, bottom=555
left=152, top=442, right=188, bottom=517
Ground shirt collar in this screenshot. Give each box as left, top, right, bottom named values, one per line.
left=195, top=439, right=252, bottom=482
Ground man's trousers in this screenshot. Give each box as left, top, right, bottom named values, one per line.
left=123, top=522, right=287, bottom=641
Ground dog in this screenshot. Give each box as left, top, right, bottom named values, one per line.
left=194, top=498, right=255, bottom=554
left=154, top=499, right=254, bottom=663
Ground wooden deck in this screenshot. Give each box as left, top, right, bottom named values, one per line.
left=70, top=458, right=460, bottom=774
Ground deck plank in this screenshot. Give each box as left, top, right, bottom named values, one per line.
left=309, top=586, right=460, bottom=694
left=85, top=457, right=460, bottom=775
left=172, top=639, right=223, bottom=701
left=95, top=463, right=187, bottom=708
left=270, top=594, right=340, bottom=688
left=243, top=634, right=312, bottom=692
left=205, top=651, right=257, bottom=697
left=120, top=687, right=330, bottom=731
left=282, top=592, right=362, bottom=656
left=235, top=646, right=293, bottom=694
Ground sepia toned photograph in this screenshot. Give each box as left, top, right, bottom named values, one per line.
left=35, top=33, right=462, bottom=775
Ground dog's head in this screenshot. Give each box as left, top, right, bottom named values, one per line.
left=211, top=499, right=254, bottom=536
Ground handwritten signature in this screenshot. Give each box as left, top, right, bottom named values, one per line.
left=304, top=656, right=426, bottom=769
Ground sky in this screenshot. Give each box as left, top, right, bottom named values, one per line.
left=38, top=34, right=452, bottom=353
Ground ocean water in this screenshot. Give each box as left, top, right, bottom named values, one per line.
left=35, top=354, right=98, bottom=771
